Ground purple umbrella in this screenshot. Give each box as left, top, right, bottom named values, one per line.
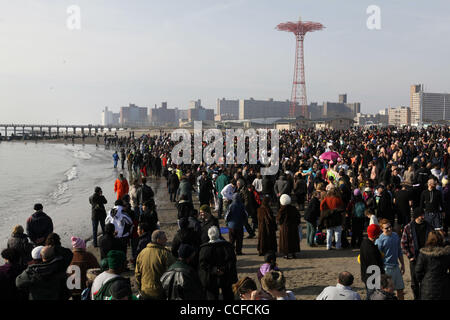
left=319, top=151, right=340, bottom=161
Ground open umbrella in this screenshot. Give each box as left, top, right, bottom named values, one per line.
left=319, top=151, right=340, bottom=161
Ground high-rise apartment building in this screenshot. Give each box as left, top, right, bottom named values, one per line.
left=217, top=98, right=239, bottom=120
left=120, top=103, right=148, bottom=127
left=238, top=98, right=290, bottom=120
left=410, top=84, right=450, bottom=125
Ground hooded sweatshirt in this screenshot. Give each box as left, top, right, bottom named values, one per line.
left=105, top=206, right=133, bottom=238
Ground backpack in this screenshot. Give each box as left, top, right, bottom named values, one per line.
left=353, top=202, right=366, bottom=218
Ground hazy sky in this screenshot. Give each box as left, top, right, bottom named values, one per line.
left=0, top=0, right=449, bottom=124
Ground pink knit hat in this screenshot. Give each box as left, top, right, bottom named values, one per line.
left=71, top=236, right=86, bottom=249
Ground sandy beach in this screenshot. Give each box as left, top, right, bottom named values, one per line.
left=84, top=176, right=415, bottom=300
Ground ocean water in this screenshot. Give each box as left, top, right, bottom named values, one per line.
left=0, top=141, right=119, bottom=249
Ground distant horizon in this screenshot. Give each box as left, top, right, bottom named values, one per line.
left=1, top=1, right=449, bottom=124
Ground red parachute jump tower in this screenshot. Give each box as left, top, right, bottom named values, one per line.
left=276, top=17, right=325, bottom=118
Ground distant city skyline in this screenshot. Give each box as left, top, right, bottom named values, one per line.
left=1, top=0, right=449, bottom=124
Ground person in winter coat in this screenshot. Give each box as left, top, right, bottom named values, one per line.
left=137, top=178, right=154, bottom=211
left=105, top=200, right=134, bottom=252
left=16, top=246, right=71, bottom=300
left=359, top=224, right=385, bottom=298
left=304, top=191, right=321, bottom=247
left=401, top=207, right=433, bottom=300
left=199, top=172, right=214, bottom=206
left=139, top=199, right=159, bottom=237
left=171, top=217, right=201, bottom=263
left=45, top=233, right=74, bottom=272
left=177, top=195, right=194, bottom=220
left=225, top=193, right=248, bottom=255
left=349, top=190, right=367, bottom=248
left=168, top=169, right=180, bottom=202
left=420, top=178, right=444, bottom=229
left=26, top=203, right=53, bottom=246
left=277, top=194, right=300, bottom=259
left=257, top=197, right=277, bottom=256
left=415, top=231, right=450, bottom=300
left=274, top=174, right=291, bottom=209
left=135, top=230, right=176, bottom=300
left=319, top=188, right=345, bottom=250
left=0, top=248, right=27, bottom=300
left=89, top=186, right=108, bottom=247
left=293, top=174, right=308, bottom=211
left=198, top=226, right=238, bottom=300
left=7, top=225, right=33, bottom=266
left=114, top=173, right=129, bottom=201
left=67, top=237, right=100, bottom=300
left=99, top=223, right=125, bottom=260
left=177, top=176, right=193, bottom=203
left=376, top=185, right=395, bottom=225
left=161, top=244, right=205, bottom=300
left=199, top=205, right=221, bottom=245
left=134, top=223, right=152, bottom=262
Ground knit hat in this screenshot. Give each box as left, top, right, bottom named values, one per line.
left=71, top=236, right=86, bottom=249
left=367, top=224, right=381, bottom=239
left=31, top=246, right=44, bottom=260
left=353, top=189, right=361, bottom=196
left=178, top=243, right=196, bottom=260
left=280, top=194, right=291, bottom=206
left=364, top=187, right=371, bottom=192
left=107, top=250, right=127, bottom=270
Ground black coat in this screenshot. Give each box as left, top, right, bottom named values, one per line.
left=168, top=173, right=180, bottom=191
left=161, top=260, right=205, bottom=300
left=171, top=229, right=201, bottom=258
left=377, top=192, right=394, bottom=221
left=359, top=238, right=385, bottom=284
left=139, top=209, right=159, bottom=235
left=135, top=232, right=152, bottom=260
left=415, top=245, right=450, bottom=300
left=138, top=184, right=155, bottom=205
left=198, top=240, right=238, bottom=290
left=304, top=196, right=320, bottom=225
left=26, top=211, right=53, bottom=245
left=199, top=178, right=214, bottom=205
left=177, top=201, right=194, bottom=220
left=89, top=193, right=107, bottom=220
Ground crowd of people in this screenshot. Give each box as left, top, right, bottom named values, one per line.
left=1, top=126, right=450, bottom=300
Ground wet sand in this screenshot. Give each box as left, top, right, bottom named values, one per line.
left=85, top=176, right=414, bottom=300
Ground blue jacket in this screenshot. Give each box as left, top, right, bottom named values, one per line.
left=225, top=193, right=247, bottom=229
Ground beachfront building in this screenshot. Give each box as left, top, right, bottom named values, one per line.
left=101, top=107, right=120, bottom=126
left=188, top=100, right=214, bottom=122
left=411, top=84, right=450, bottom=125
left=120, top=104, right=148, bottom=127
left=149, top=102, right=177, bottom=126
left=217, top=98, right=239, bottom=120
left=314, top=118, right=355, bottom=130
left=388, top=106, right=411, bottom=127
left=238, top=98, right=290, bottom=120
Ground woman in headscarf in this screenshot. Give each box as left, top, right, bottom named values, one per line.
left=257, top=197, right=277, bottom=256
left=276, top=194, right=301, bottom=259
